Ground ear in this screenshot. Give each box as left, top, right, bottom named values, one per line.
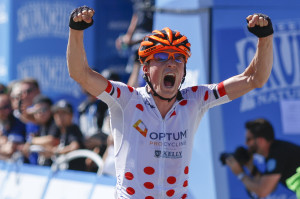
left=143, top=64, right=149, bottom=74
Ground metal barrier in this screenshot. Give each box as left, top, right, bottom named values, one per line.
left=0, top=149, right=115, bottom=199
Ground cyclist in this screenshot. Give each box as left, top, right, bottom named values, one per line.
left=67, top=6, right=273, bottom=198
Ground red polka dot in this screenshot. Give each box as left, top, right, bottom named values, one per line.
left=179, top=100, right=187, bottom=106
left=144, top=182, right=154, bottom=189
left=170, top=111, right=176, bottom=118
left=144, top=167, right=155, bottom=175
left=182, top=194, right=187, bottom=199
left=126, top=187, right=135, bottom=195
left=117, top=87, right=121, bottom=98
left=167, top=176, right=176, bottom=184
left=136, top=104, right=144, bottom=111
left=204, top=90, right=209, bottom=101
left=128, top=86, right=134, bottom=92
left=183, top=180, right=188, bottom=187
left=191, top=86, right=198, bottom=92
left=166, top=189, right=175, bottom=197
left=184, top=166, right=189, bottom=174
left=145, top=196, right=154, bottom=199
left=125, top=172, right=134, bottom=180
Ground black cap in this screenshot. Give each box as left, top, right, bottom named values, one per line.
left=51, top=99, right=73, bottom=114
left=33, top=95, right=53, bottom=106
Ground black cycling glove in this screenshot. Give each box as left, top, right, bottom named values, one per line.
left=247, top=14, right=273, bottom=38
left=69, top=5, right=94, bottom=30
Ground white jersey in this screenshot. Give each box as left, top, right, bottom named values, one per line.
left=98, top=80, right=230, bottom=199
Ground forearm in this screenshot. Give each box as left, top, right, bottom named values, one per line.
left=126, top=14, right=138, bottom=39
left=244, top=35, right=273, bottom=88
left=56, top=142, right=80, bottom=155
left=32, top=135, right=56, bottom=146
left=67, top=29, right=89, bottom=84
left=240, top=175, right=270, bottom=197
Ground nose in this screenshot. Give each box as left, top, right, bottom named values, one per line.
left=166, top=58, right=177, bottom=68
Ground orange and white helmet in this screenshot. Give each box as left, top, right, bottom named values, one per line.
left=138, top=27, right=191, bottom=64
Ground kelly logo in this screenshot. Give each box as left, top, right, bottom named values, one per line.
left=154, top=150, right=161, bottom=158
left=133, top=119, right=148, bottom=137
left=154, top=150, right=182, bottom=159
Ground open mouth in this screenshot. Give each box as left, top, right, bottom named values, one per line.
left=164, top=74, right=176, bottom=87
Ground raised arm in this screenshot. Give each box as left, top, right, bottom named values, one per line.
left=67, top=6, right=108, bottom=97
left=224, top=14, right=273, bottom=100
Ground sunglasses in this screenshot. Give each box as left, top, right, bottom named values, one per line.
left=21, top=87, right=35, bottom=96
left=145, top=51, right=186, bottom=63
left=34, top=107, right=50, bottom=114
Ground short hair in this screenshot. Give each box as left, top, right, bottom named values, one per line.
left=21, top=78, right=40, bottom=90
left=51, top=99, right=73, bottom=114
left=32, top=95, right=53, bottom=106
left=245, top=118, right=274, bottom=141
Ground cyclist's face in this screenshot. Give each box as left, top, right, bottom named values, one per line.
left=144, top=50, right=185, bottom=100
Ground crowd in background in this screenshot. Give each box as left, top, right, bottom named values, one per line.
left=0, top=77, right=116, bottom=176
left=0, top=0, right=154, bottom=178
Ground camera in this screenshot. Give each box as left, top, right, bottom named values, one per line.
left=220, top=146, right=251, bottom=166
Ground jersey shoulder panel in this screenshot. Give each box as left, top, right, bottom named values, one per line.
left=97, top=80, right=137, bottom=109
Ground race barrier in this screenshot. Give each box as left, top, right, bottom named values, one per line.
left=0, top=150, right=116, bottom=199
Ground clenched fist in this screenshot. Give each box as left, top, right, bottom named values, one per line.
left=69, top=5, right=95, bottom=30
left=247, top=13, right=273, bottom=38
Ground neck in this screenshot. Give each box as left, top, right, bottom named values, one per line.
left=148, top=86, right=176, bottom=118
left=262, top=141, right=272, bottom=157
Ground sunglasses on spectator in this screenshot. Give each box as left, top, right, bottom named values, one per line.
left=21, top=87, right=36, bottom=96
left=0, top=104, right=11, bottom=110
left=34, top=107, right=49, bottom=114
left=145, top=51, right=186, bottom=63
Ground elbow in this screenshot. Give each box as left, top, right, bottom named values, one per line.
left=68, top=69, right=84, bottom=84
left=253, top=80, right=266, bottom=89
left=251, top=76, right=269, bottom=89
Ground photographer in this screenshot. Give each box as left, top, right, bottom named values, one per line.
left=225, top=118, right=300, bottom=198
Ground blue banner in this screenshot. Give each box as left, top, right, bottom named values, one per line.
left=0, top=0, right=10, bottom=84
left=201, top=0, right=300, bottom=7
left=3, top=0, right=132, bottom=119
left=94, top=0, right=132, bottom=82
left=212, top=7, right=300, bottom=198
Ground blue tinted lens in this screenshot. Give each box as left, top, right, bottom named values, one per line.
left=154, top=52, right=169, bottom=62
left=174, top=53, right=184, bottom=63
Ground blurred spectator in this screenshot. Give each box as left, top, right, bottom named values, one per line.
left=0, top=93, right=26, bottom=159
left=0, top=83, right=7, bottom=94
left=115, top=0, right=155, bottom=87
left=9, top=80, right=22, bottom=118
left=225, top=118, right=300, bottom=198
left=78, top=69, right=122, bottom=172
left=47, top=100, right=86, bottom=171
left=78, top=88, right=108, bottom=139
left=21, top=95, right=60, bottom=166
left=19, top=78, right=40, bottom=107
left=102, top=134, right=116, bottom=177
left=84, top=132, right=107, bottom=173
left=10, top=78, right=42, bottom=164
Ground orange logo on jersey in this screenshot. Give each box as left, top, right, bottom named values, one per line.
left=133, top=120, right=148, bottom=137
